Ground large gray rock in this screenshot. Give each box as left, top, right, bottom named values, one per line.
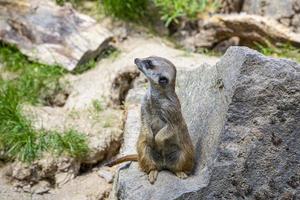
left=111, top=47, right=300, bottom=199
left=0, top=0, right=112, bottom=71
left=243, top=0, right=300, bottom=33
left=176, top=14, right=300, bottom=51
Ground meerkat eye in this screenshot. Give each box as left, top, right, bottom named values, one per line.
left=145, top=60, right=154, bottom=70
left=159, top=76, right=168, bottom=85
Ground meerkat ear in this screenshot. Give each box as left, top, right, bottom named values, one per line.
left=159, top=76, right=169, bottom=85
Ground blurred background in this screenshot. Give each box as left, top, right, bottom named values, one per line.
left=0, top=0, right=299, bottom=199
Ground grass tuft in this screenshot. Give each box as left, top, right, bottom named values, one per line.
left=0, top=43, right=88, bottom=162
left=46, top=130, right=89, bottom=159
left=102, top=0, right=148, bottom=22
left=56, top=0, right=82, bottom=6
left=256, top=42, right=300, bottom=63
left=92, top=99, right=103, bottom=112
left=0, top=43, right=66, bottom=104
left=154, top=0, right=219, bottom=26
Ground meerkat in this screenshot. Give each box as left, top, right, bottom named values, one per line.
left=107, top=56, right=195, bottom=184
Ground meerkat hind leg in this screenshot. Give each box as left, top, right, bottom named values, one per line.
left=148, top=170, right=158, bottom=184
left=175, top=171, right=188, bottom=179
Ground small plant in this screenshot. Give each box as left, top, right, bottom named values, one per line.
left=73, top=59, right=97, bottom=74
left=102, top=0, right=148, bottom=22
left=92, top=99, right=103, bottom=112
left=55, top=0, right=82, bottom=6
left=154, top=0, right=219, bottom=26
left=46, top=130, right=89, bottom=158
left=255, top=42, right=300, bottom=63
left=196, top=47, right=222, bottom=57
left=0, top=43, right=66, bottom=104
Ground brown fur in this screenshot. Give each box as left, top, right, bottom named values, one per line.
left=105, top=155, right=138, bottom=167
left=107, top=56, right=195, bottom=184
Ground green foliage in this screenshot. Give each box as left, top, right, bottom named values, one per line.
left=45, top=130, right=89, bottom=158
left=154, top=0, right=218, bottom=26
left=0, top=43, right=66, bottom=104
left=196, top=47, right=222, bottom=57
left=92, top=99, right=103, bottom=112
left=256, top=42, right=300, bottom=63
left=56, top=0, right=82, bottom=6
left=0, top=43, right=88, bottom=162
left=102, top=0, right=148, bottom=22
left=73, top=59, right=97, bottom=74
left=56, top=0, right=219, bottom=27
left=0, top=83, right=38, bottom=162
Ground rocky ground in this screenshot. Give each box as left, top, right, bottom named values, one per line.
left=0, top=21, right=220, bottom=200
left=0, top=0, right=299, bottom=200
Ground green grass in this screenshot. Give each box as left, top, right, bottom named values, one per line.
left=154, top=0, right=219, bottom=26
left=56, top=0, right=82, bottom=6
left=55, top=0, right=219, bottom=28
left=196, top=47, right=223, bottom=57
left=0, top=43, right=66, bottom=105
left=0, top=43, right=88, bottom=162
left=102, top=0, right=148, bottom=22
left=100, top=0, right=218, bottom=26
left=92, top=99, right=103, bottom=112
left=45, top=130, right=89, bottom=158
left=256, top=42, right=300, bottom=63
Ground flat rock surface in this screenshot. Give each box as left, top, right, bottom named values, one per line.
left=0, top=0, right=112, bottom=70
left=112, top=47, right=300, bottom=200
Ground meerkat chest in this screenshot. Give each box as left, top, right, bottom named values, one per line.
left=150, top=116, right=165, bottom=135
left=144, top=95, right=168, bottom=135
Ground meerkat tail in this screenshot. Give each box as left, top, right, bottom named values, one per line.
left=105, top=154, right=138, bottom=167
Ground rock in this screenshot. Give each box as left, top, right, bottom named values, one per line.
left=0, top=0, right=113, bottom=71
left=98, top=167, right=115, bottom=183
left=53, top=171, right=112, bottom=200
left=31, top=180, right=51, bottom=194
left=242, top=0, right=300, bottom=32
left=218, top=0, right=244, bottom=13
left=176, top=14, right=300, bottom=51
left=55, top=172, right=75, bottom=187
left=111, top=47, right=300, bottom=199
left=10, top=162, right=32, bottom=181
left=292, top=15, right=300, bottom=33
left=213, top=36, right=240, bottom=53
left=5, top=155, right=81, bottom=192
left=117, top=76, right=146, bottom=157
left=243, top=0, right=294, bottom=19
left=22, top=184, right=32, bottom=193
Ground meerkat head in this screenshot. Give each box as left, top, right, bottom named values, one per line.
left=134, top=56, right=177, bottom=91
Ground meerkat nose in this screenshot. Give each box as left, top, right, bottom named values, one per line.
left=134, top=58, right=141, bottom=65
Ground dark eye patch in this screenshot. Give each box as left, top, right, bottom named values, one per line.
left=159, top=76, right=168, bottom=85
left=145, top=60, right=154, bottom=69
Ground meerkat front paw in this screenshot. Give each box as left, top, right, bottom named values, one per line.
left=148, top=170, right=158, bottom=184
left=175, top=172, right=188, bottom=179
